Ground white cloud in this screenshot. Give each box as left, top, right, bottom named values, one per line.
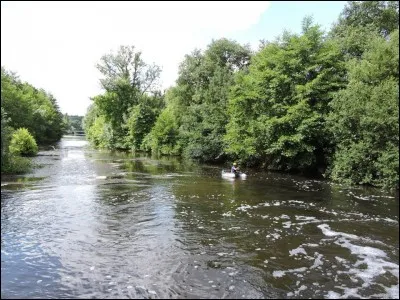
left=1, top=1, right=270, bottom=115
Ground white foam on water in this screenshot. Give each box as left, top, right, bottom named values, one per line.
left=296, top=215, right=317, bottom=221
left=288, top=200, right=305, bottom=204
left=296, top=219, right=331, bottom=227
left=383, top=217, right=398, bottom=224
left=310, top=252, right=324, bottom=269
left=270, top=233, right=281, bottom=240
left=369, top=284, right=399, bottom=299
left=318, top=224, right=358, bottom=239
left=371, top=195, right=395, bottom=199
left=325, top=290, right=341, bottom=299
left=222, top=211, right=234, bottom=217
left=289, top=246, right=308, bottom=256
left=295, top=285, right=307, bottom=295
left=272, top=270, right=285, bottom=278
left=335, top=256, right=347, bottom=263
left=319, top=208, right=339, bottom=216
left=272, top=267, right=308, bottom=278
left=229, top=227, right=241, bottom=231
left=236, top=205, right=252, bottom=212
left=282, top=221, right=292, bottom=228
left=318, top=223, right=399, bottom=299
left=348, top=192, right=373, bottom=201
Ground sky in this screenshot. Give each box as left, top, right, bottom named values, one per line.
left=1, top=1, right=347, bottom=116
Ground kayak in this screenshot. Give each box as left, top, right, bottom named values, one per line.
left=221, top=170, right=247, bottom=179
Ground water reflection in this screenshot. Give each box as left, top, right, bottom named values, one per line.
left=1, top=136, right=398, bottom=299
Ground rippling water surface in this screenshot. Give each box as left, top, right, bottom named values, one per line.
left=1, top=136, right=399, bottom=299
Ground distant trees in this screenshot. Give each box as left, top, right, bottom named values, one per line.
left=84, top=45, right=164, bottom=150
left=63, top=114, right=84, bottom=134
left=1, top=67, right=65, bottom=173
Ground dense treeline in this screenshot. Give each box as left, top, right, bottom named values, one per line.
left=83, top=1, right=398, bottom=189
left=1, top=67, right=66, bottom=173
left=63, top=114, right=84, bottom=134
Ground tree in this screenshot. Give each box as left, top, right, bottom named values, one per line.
left=327, top=29, right=399, bottom=188
left=175, top=39, right=252, bottom=162
left=97, top=45, right=161, bottom=95
left=225, top=19, right=347, bottom=172
left=143, top=106, right=180, bottom=155
left=125, top=94, right=163, bottom=151
left=1, top=107, right=10, bottom=169
left=330, top=1, right=399, bottom=59
left=334, top=1, right=398, bottom=38
left=1, top=67, right=65, bottom=145
left=89, top=45, right=163, bottom=149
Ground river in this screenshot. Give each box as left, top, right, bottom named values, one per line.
left=1, top=136, right=399, bottom=299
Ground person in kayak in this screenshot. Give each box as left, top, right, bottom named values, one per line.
left=231, top=162, right=239, bottom=174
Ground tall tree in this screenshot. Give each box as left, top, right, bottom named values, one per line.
left=330, top=1, right=399, bottom=59
left=327, top=29, right=399, bottom=188
left=225, top=18, right=346, bottom=172
left=1, top=67, right=65, bottom=145
left=176, top=39, right=251, bottom=162
left=90, top=45, right=163, bottom=149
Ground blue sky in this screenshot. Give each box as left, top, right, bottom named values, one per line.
left=1, top=1, right=348, bottom=116
left=229, top=1, right=347, bottom=46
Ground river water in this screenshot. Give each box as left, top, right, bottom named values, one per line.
left=1, top=136, right=399, bottom=299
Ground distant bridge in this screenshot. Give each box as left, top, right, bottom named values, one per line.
left=67, top=130, right=85, bottom=136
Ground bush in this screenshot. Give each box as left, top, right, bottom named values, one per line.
left=9, top=128, right=39, bottom=156
left=1, top=107, right=11, bottom=169
left=2, top=155, right=32, bottom=174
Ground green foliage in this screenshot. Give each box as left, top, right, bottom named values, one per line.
left=175, top=38, right=252, bottom=162
left=328, top=30, right=399, bottom=188
left=142, top=107, right=180, bottom=155
left=64, top=114, right=84, bottom=133
left=331, top=1, right=399, bottom=59
left=86, top=115, right=114, bottom=149
left=1, top=68, right=62, bottom=174
left=81, top=7, right=399, bottom=189
left=1, top=67, right=65, bottom=145
left=83, top=104, right=98, bottom=134
left=225, top=21, right=346, bottom=171
left=86, top=45, right=163, bottom=150
left=1, top=107, right=11, bottom=169
left=2, top=155, right=32, bottom=174
left=97, top=45, right=161, bottom=95
left=126, top=101, right=158, bottom=151
left=335, top=1, right=398, bottom=38
left=9, top=128, right=39, bottom=157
